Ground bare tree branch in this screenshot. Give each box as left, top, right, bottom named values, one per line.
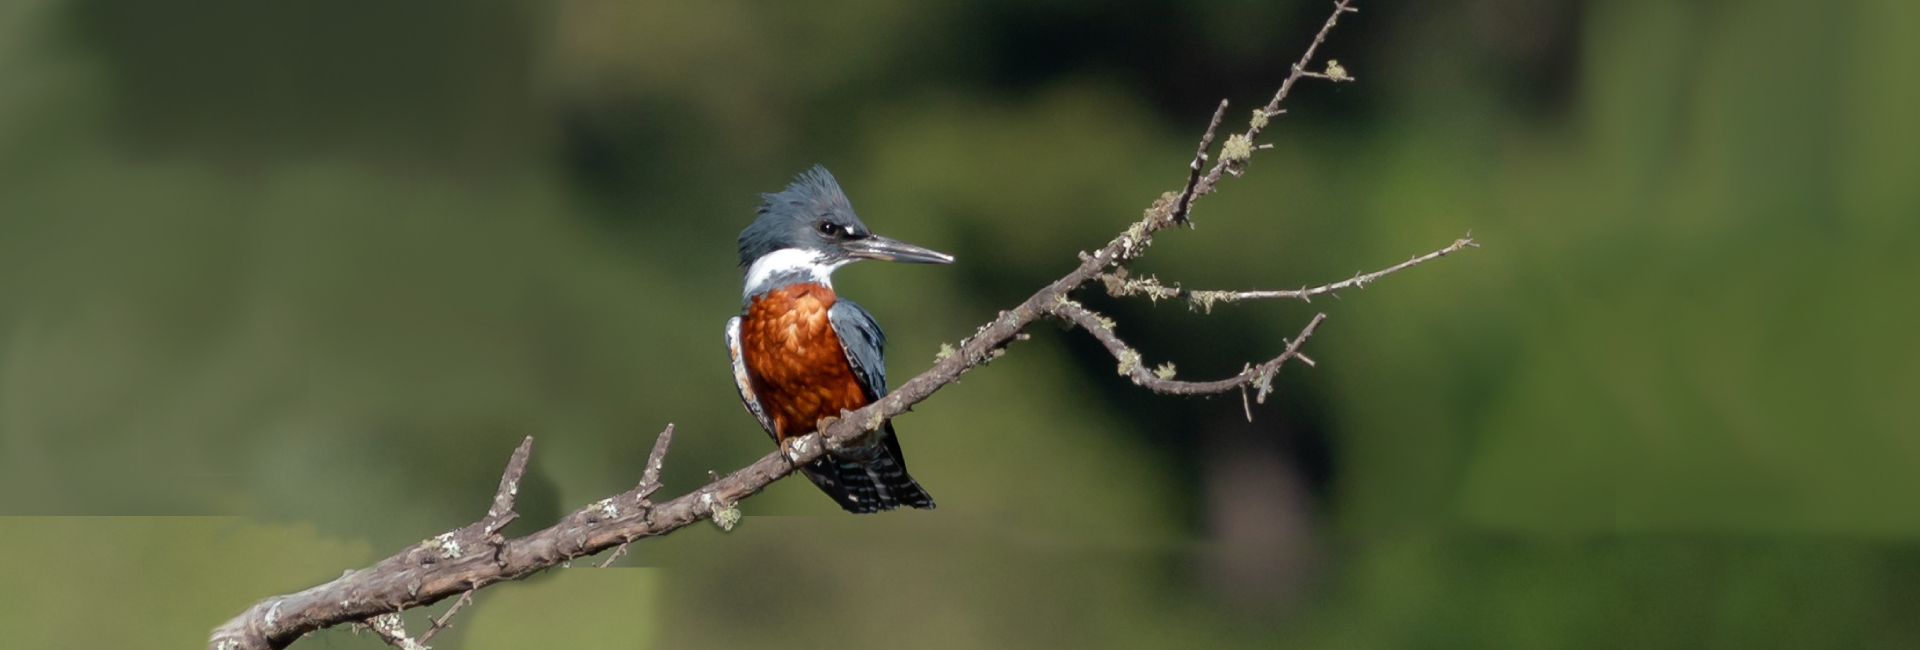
left=482, top=437, right=533, bottom=537
left=597, top=424, right=675, bottom=568
left=1171, top=99, right=1228, bottom=225
left=638, top=423, right=673, bottom=502
left=1099, top=233, right=1480, bottom=312
left=1190, top=0, right=1359, bottom=198
left=207, top=3, right=1469, bottom=648
left=1051, top=300, right=1326, bottom=402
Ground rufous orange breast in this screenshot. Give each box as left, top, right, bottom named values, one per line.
left=738, top=282, right=870, bottom=442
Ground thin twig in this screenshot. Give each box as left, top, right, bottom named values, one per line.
left=1191, top=0, right=1360, bottom=204
left=1100, top=233, right=1478, bottom=312
left=416, top=591, right=473, bottom=645
left=1171, top=100, right=1229, bottom=225
left=1186, top=234, right=1475, bottom=310
left=1050, top=301, right=1326, bottom=398
left=600, top=425, right=674, bottom=568
left=596, top=543, right=632, bottom=569
left=1261, top=2, right=1358, bottom=119
left=482, top=437, right=533, bottom=536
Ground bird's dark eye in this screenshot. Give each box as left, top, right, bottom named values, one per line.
left=818, top=221, right=841, bottom=237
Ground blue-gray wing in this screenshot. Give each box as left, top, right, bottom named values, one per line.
left=827, top=299, right=935, bottom=512
left=828, top=300, right=889, bottom=401
left=726, top=316, right=778, bottom=441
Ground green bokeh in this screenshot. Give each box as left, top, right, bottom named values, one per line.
left=3, top=0, right=1917, bottom=647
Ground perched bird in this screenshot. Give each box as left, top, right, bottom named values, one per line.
left=726, top=166, right=953, bottom=513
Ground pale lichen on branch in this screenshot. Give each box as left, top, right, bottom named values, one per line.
left=1100, top=234, right=1479, bottom=313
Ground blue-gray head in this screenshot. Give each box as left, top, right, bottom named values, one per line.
left=738, top=165, right=953, bottom=297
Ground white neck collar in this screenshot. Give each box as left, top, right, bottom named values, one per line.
left=743, top=248, right=849, bottom=298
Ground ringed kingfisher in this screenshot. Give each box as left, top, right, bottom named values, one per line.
left=726, top=166, right=953, bottom=513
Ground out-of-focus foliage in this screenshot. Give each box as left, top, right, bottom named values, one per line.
left=2, top=0, right=1917, bottom=648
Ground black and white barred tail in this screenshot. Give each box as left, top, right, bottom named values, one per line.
left=800, top=433, right=935, bottom=514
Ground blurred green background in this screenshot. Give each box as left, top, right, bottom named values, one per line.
left=3, top=0, right=1919, bottom=647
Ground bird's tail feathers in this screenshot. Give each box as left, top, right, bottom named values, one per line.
left=801, top=438, right=934, bottom=514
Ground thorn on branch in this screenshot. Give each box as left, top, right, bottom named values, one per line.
left=417, top=591, right=474, bottom=645
left=1250, top=315, right=1327, bottom=403
left=597, top=541, right=632, bottom=568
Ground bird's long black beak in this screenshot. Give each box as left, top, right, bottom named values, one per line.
left=844, top=235, right=955, bottom=264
